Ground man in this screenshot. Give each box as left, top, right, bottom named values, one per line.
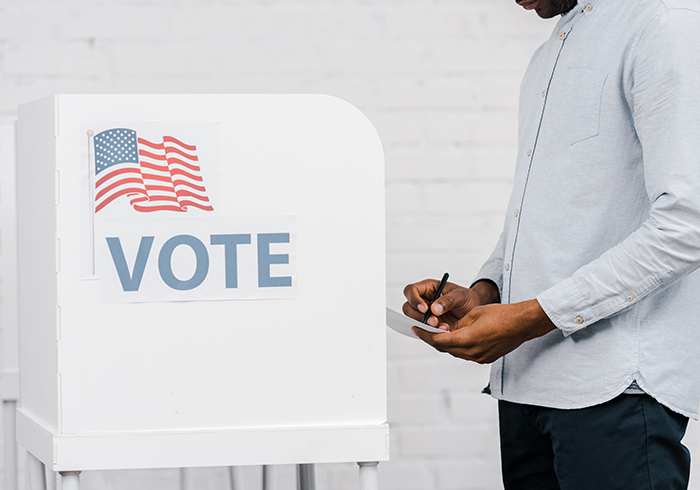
left=402, top=0, right=700, bottom=488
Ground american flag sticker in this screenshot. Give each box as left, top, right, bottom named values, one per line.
left=93, top=128, right=214, bottom=214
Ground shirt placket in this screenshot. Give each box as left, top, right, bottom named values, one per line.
left=495, top=18, right=579, bottom=396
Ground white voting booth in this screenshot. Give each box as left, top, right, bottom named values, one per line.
left=16, top=95, right=388, bottom=489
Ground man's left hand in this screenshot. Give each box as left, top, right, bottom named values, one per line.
left=412, top=299, right=557, bottom=364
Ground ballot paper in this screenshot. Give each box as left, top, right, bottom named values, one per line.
left=386, top=307, right=446, bottom=338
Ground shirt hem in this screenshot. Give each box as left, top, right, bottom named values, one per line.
left=487, top=385, right=697, bottom=420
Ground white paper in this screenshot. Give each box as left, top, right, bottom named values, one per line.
left=385, top=307, right=446, bottom=338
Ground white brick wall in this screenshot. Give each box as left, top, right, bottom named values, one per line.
left=1, top=1, right=699, bottom=489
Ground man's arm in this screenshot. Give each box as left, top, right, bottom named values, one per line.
left=411, top=299, right=556, bottom=364
left=536, top=9, right=700, bottom=336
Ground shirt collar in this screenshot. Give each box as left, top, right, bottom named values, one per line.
left=558, top=0, right=601, bottom=28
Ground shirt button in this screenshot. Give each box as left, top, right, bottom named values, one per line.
left=541, top=89, right=546, bottom=97
left=526, top=149, right=532, bottom=157
left=504, top=263, right=510, bottom=271
left=575, top=316, right=584, bottom=324
left=627, top=296, right=633, bottom=302
left=559, top=32, right=567, bottom=40
left=586, top=4, right=593, bottom=10
left=514, top=209, right=519, bottom=218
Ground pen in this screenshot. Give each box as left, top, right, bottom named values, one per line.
left=422, top=272, right=449, bottom=324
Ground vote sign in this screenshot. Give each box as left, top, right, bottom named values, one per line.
left=97, top=216, right=297, bottom=303
left=89, top=123, right=297, bottom=303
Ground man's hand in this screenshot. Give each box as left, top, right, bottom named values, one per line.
left=412, top=299, right=557, bottom=364
left=402, top=279, right=500, bottom=329
left=402, top=278, right=554, bottom=363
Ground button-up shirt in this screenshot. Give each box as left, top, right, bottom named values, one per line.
left=476, top=0, right=700, bottom=418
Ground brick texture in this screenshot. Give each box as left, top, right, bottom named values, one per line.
left=2, top=1, right=700, bottom=489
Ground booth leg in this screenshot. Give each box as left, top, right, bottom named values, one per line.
left=27, top=451, right=46, bottom=490
left=358, top=462, right=379, bottom=490
left=263, top=465, right=276, bottom=490
left=45, top=467, right=57, bottom=490
left=59, top=472, right=80, bottom=490
left=3, top=400, right=18, bottom=490
left=296, top=464, right=315, bottom=490
left=229, top=466, right=244, bottom=490
left=180, top=468, right=195, bottom=490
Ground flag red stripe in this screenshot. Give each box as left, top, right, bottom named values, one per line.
left=139, top=150, right=167, bottom=161
left=163, top=136, right=197, bottom=151
left=179, top=201, right=215, bottom=211
left=137, top=138, right=165, bottom=150
left=173, top=189, right=211, bottom=200
left=95, top=177, right=146, bottom=201
left=180, top=198, right=211, bottom=206
left=140, top=161, right=170, bottom=172
left=166, top=158, right=202, bottom=171
left=163, top=146, right=199, bottom=160
left=142, top=173, right=175, bottom=183
left=95, top=188, right=147, bottom=213
left=144, top=185, right=177, bottom=193
left=170, top=168, right=203, bottom=181
left=172, top=180, right=207, bottom=192
left=95, top=167, right=143, bottom=188
left=140, top=195, right=181, bottom=204
left=171, top=173, right=206, bottom=185
left=172, top=179, right=206, bottom=190
left=128, top=195, right=149, bottom=204
left=133, top=204, right=187, bottom=213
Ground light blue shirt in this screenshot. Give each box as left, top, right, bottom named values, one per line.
left=477, top=0, right=700, bottom=418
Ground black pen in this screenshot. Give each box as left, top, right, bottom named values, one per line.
left=422, top=272, right=449, bottom=324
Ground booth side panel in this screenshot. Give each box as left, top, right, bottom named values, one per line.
left=0, top=119, right=20, bottom=400
left=17, top=97, right=60, bottom=432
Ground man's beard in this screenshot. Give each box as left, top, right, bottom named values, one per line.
left=538, top=0, right=579, bottom=18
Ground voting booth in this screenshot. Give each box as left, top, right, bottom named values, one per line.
left=16, top=95, right=387, bottom=487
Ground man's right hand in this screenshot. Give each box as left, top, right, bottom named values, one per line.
left=402, top=279, right=500, bottom=331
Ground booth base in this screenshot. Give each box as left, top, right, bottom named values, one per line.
left=17, top=408, right=389, bottom=472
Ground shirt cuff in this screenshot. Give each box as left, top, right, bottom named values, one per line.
left=537, top=268, right=667, bottom=337
left=536, top=276, right=590, bottom=337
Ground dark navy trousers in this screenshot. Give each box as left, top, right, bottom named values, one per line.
left=499, top=394, right=690, bottom=490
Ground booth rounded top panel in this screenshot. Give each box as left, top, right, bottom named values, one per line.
left=17, top=94, right=386, bottom=438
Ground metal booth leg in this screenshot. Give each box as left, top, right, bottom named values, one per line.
left=3, top=400, right=18, bottom=490
left=296, top=464, right=315, bottom=490
left=59, top=472, right=81, bottom=490
left=228, top=466, right=243, bottom=490
left=263, top=465, right=276, bottom=490
left=358, top=462, right=379, bottom=490
left=180, top=468, right=195, bottom=490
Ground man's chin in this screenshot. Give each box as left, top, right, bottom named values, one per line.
left=533, top=4, right=561, bottom=19
left=534, top=8, right=559, bottom=19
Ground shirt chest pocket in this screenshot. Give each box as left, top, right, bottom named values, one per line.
left=548, top=68, right=608, bottom=145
